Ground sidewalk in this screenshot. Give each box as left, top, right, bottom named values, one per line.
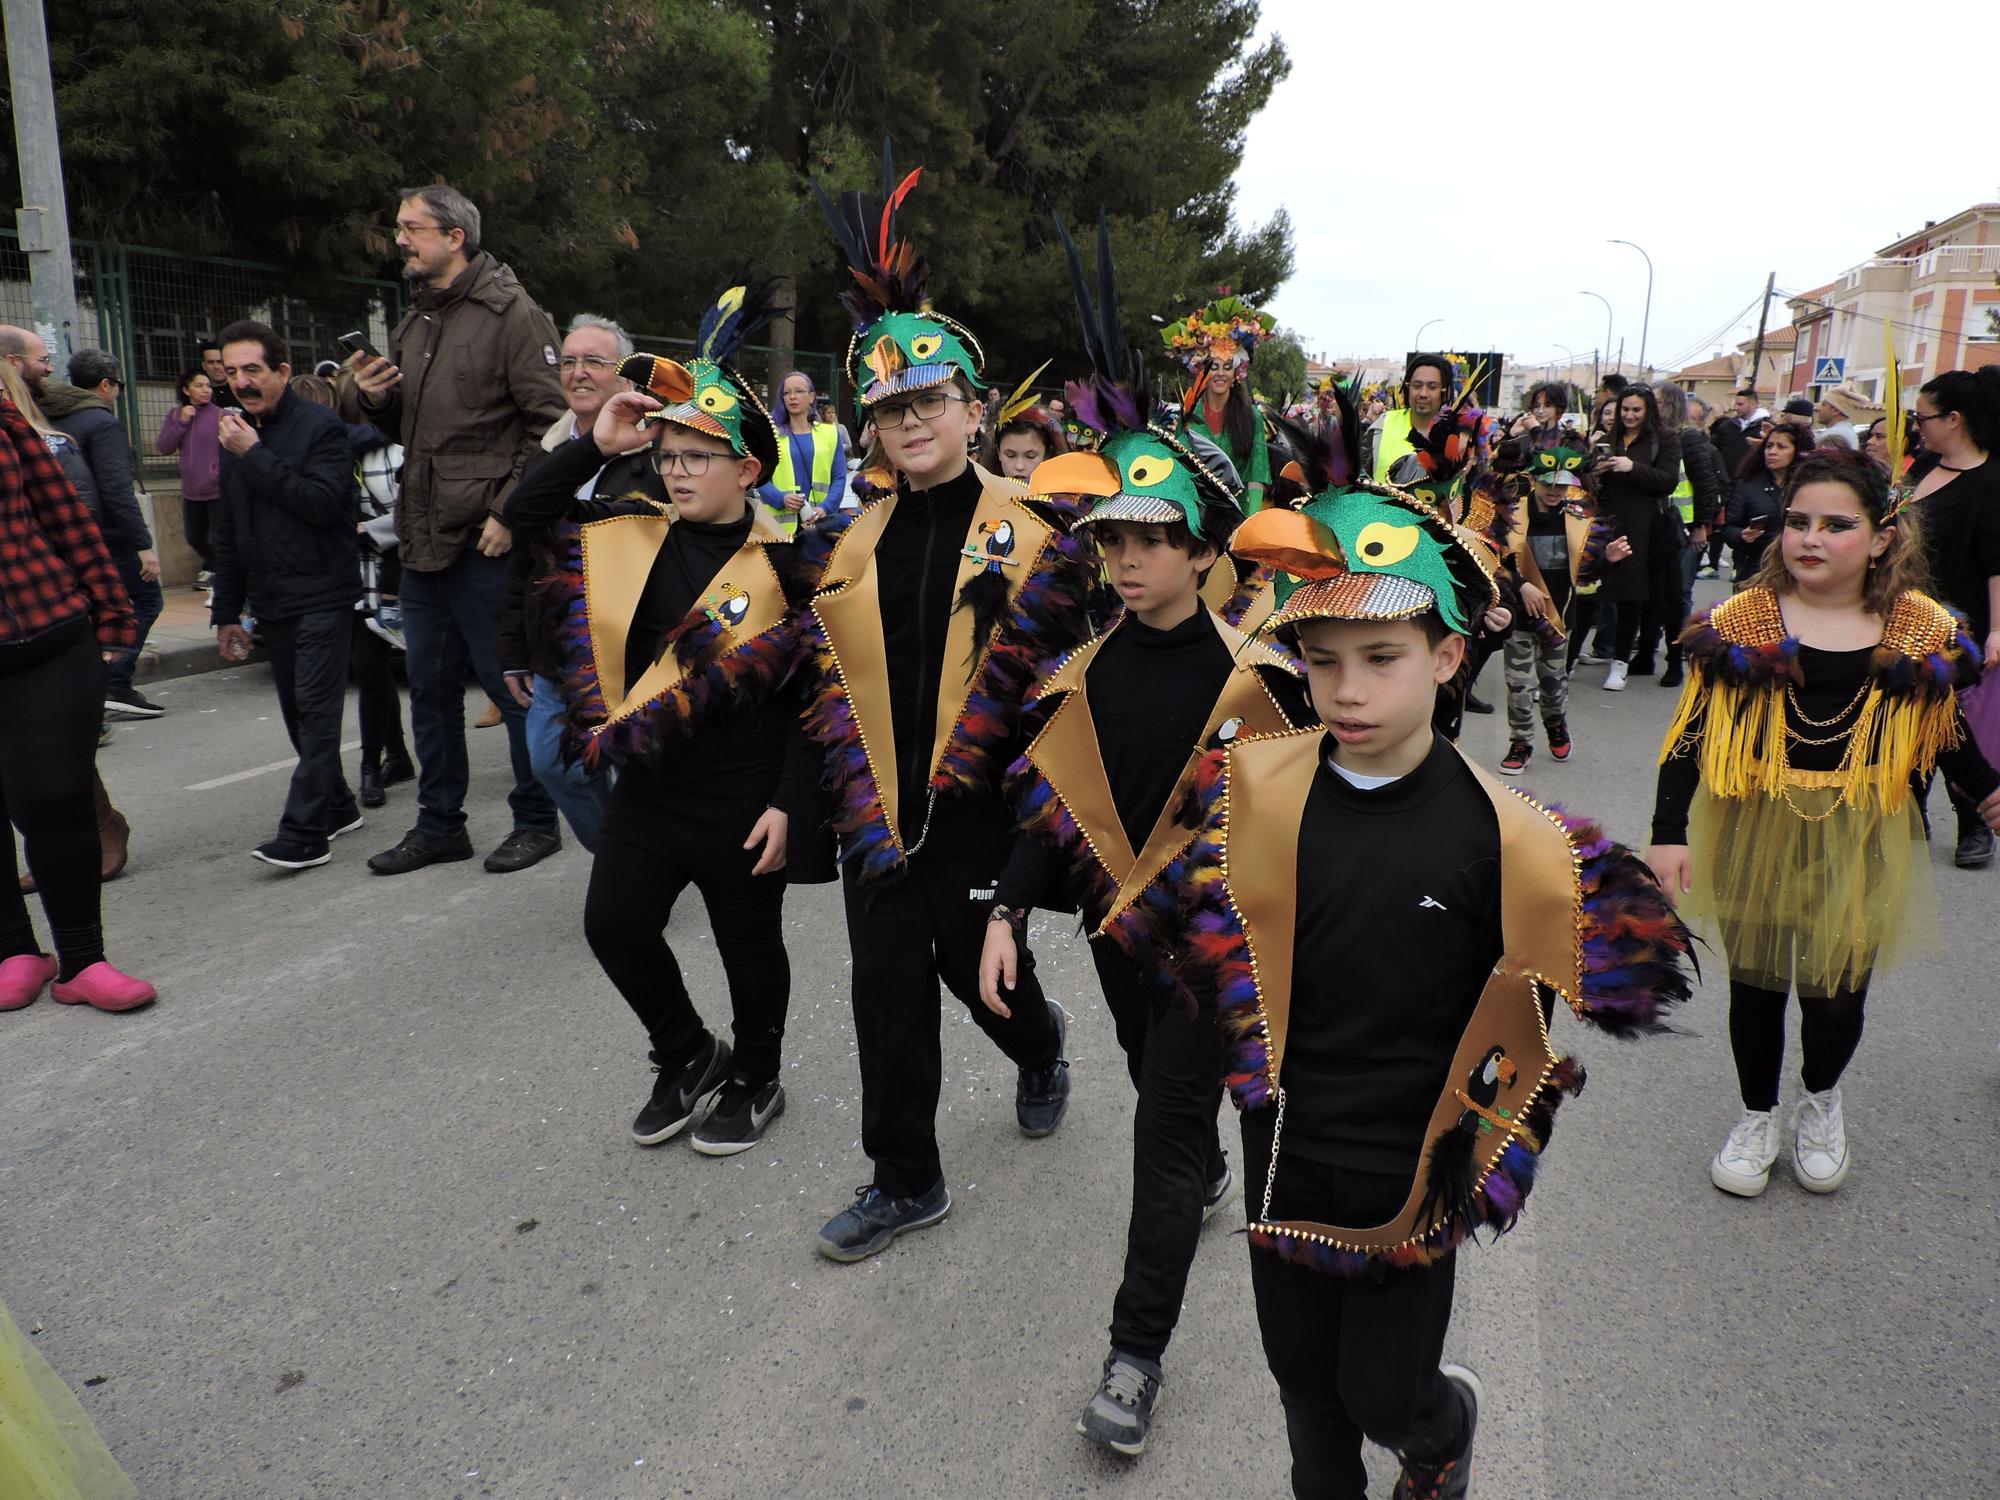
left=137, top=582, right=246, bottom=684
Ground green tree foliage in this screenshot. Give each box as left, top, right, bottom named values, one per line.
left=5, top=0, right=1292, bottom=390
left=1250, top=328, right=1306, bottom=408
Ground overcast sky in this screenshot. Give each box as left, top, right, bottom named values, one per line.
left=1232, top=0, right=1999, bottom=375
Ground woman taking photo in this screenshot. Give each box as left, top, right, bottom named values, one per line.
left=1585, top=384, right=1681, bottom=689
left=155, top=367, right=222, bottom=584
left=1725, top=423, right=1814, bottom=584
left=1906, top=367, right=2000, bottom=867
left=0, top=391, right=154, bottom=1015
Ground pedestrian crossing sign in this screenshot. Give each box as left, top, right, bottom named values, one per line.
left=1812, top=356, right=1846, bottom=384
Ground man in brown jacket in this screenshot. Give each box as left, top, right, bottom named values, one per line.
left=347, top=184, right=569, bottom=876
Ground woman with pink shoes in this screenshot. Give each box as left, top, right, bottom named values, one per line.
left=0, top=390, right=156, bottom=1015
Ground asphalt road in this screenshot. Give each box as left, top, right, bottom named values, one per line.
left=5, top=609, right=1994, bottom=1499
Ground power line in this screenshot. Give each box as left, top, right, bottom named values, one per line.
left=1773, top=286, right=1975, bottom=349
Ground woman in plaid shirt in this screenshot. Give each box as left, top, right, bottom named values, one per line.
left=0, top=389, right=156, bottom=1013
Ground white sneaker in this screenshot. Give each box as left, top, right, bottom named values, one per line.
left=1602, top=661, right=1628, bottom=691
left=1710, top=1109, right=1780, bottom=1196
left=1792, top=1087, right=1850, bottom=1193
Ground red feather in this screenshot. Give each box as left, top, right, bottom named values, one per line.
left=879, top=167, right=924, bottom=264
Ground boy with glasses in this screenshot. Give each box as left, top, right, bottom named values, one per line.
left=507, top=283, right=826, bottom=1155
left=802, top=153, right=1096, bottom=1261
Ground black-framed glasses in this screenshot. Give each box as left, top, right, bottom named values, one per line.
left=656, top=449, right=733, bottom=476
left=872, top=390, right=969, bottom=428
left=558, top=355, right=616, bottom=374
left=1914, top=410, right=1952, bottom=425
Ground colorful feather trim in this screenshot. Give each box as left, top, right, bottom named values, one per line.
left=552, top=524, right=816, bottom=774
left=1547, top=804, right=1697, bottom=1036
left=800, top=502, right=1094, bottom=888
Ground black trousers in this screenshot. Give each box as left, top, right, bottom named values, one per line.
left=260, top=609, right=358, bottom=844
left=0, top=624, right=108, bottom=978
left=1242, top=1120, right=1465, bottom=1500
left=584, top=767, right=789, bottom=1083
left=1728, top=976, right=1869, bottom=1112
left=183, top=499, right=215, bottom=571
left=351, top=614, right=408, bottom=772
left=1094, top=937, right=1225, bottom=1363
left=843, top=850, right=1060, bottom=1197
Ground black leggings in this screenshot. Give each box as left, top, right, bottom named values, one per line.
left=1565, top=597, right=1640, bottom=669
left=583, top=767, right=790, bottom=1083
left=1728, top=976, right=1869, bottom=1112
left=351, top=614, right=408, bottom=771
left=182, top=499, right=214, bottom=571
left=0, top=623, right=109, bottom=979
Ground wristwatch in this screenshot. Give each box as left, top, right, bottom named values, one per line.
left=987, top=904, right=1025, bottom=931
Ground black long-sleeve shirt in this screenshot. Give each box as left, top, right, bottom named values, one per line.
left=1283, top=735, right=1503, bottom=1175
left=1651, top=643, right=2000, bottom=843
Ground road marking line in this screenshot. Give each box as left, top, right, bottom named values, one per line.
left=185, top=741, right=362, bottom=790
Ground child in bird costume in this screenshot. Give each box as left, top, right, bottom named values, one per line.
left=1647, top=449, right=2000, bottom=1199
left=1169, top=415, right=1692, bottom=1500
left=974, top=216, right=1310, bottom=1460
left=517, top=280, right=827, bottom=1156
left=798, top=143, right=1098, bottom=1264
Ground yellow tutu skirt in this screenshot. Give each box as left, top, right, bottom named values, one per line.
left=1682, top=783, right=1938, bottom=995
left=0, top=1298, right=135, bottom=1500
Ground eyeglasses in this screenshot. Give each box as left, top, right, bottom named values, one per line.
left=656, top=449, right=734, bottom=476
left=871, top=390, right=969, bottom=428
left=559, top=355, right=616, bottom=374
left=1914, top=410, right=1952, bottom=425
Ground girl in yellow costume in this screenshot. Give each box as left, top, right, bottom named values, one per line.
left=1647, top=450, right=2000, bottom=1200
left=0, top=1297, right=135, bottom=1499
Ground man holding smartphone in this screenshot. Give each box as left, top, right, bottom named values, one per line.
left=342, top=184, right=568, bottom=876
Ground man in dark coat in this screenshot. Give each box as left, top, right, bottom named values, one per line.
left=212, top=320, right=363, bottom=870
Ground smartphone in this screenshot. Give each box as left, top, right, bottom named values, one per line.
left=337, top=330, right=379, bottom=361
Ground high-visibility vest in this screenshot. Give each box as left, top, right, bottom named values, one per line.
left=1373, top=408, right=1415, bottom=481
left=1670, top=460, right=1694, bottom=524
left=772, top=423, right=838, bottom=504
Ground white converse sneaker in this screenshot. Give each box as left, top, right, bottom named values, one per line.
left=1710, top=1108, right=1780, bottom=1196
left=1792, top=1087, right=1850, bottom=1193
left=1602, top=661, right=1629, bottom=691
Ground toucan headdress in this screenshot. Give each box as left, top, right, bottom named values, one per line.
left=1232, top=412, right=1498, bottom=636
left=815, top=139, right=984, bottom=415
left=617, top=278, right=786, bottom=478
left=1025, top=214, right=1241, bottom=546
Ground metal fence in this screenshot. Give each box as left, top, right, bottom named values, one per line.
left=626, top=333, right=843, bottom=418
left=0, top=231, right=403, bottom=482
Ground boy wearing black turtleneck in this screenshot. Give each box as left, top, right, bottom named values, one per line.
left=801, top=375, right=1097, bottom=1264
left=980, top=517, right=1308, bottom=1457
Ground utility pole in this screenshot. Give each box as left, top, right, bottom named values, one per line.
left=1746, top=271, right=1776, bottom=404
left=4, top=0, right=80, bottom=370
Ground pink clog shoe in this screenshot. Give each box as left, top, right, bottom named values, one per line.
left=0, top=952, right=56, bottom=1011
left=50, top=961, right=157, bottom=1013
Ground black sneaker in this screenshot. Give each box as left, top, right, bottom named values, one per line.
left=691, top=1075, right=785, bottom=1156
left=328, top=811, right=364, bottom=840
left=251, top=837, right=331, bottom=870
left=483, top=826, right=561, bottom=873
left=1499, top=738, right=1532, bottom=775
left=1659, top=659, right=1684, bottom=689
left=632, top=1034, right=732, bottom=1145
left=367, top=828, right=475, bottom=875
left=1463, top=692, right=1494, bottom=715
left=105, top=685, right=164, bottom=719
left=1076, top=1350, right=1163, bottom=1457
left=1017, top=1000, right=1071, bottom=1137
left=1391, top=1363, right=1481, bottom=1500
left=816, top=1179, right=952, bottom=1262
left=1202, top=1159, right=1235, bottom=1223
left=1955, top=825, right=1995, bottom=869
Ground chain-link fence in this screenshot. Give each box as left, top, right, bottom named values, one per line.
left=625, top=334, right=844, bottom=421
left=1, top=231, right=403, bottom=482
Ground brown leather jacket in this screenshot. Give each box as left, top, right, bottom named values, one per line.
left=359, top=252, right=566, bottom=572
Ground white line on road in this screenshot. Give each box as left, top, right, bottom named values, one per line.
left=185, top=741, right=363, bottom=791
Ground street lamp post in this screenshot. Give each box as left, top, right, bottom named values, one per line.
left=1580, top=291, right=1613, bottom=376
left=1609, top=239, right=1653, bottom=376
left=1414, top=317, right=1443, bottom=352
left=1550, top=343, right=1576, bottom=386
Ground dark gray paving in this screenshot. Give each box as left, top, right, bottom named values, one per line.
left=4, top=624, right=1990, bottom=1497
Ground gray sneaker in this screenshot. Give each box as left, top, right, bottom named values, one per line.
left=1076, top=1350, right=1163, bottom=1457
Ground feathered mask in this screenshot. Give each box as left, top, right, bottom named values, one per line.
left=815, top=137, right=984, bottom=413
left=1388, top=405, right=1495, bottom=519
left=1233, top=415, right=1498, bottom=636
left=616, top=279, right=786, bottom=476
left=1026, top=213, right=1240, bottom=545
left=1160, top=292, right=1274, bottom=372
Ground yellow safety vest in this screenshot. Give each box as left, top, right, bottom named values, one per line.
left=1670, top=461, right=1694, bottom=524
left=1373, top=408, right=1420, bottom=482
left=772, top=422, right=839, bottom=512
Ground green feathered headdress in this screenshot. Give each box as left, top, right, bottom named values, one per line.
left=616, top=278, right=786, bottom=477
